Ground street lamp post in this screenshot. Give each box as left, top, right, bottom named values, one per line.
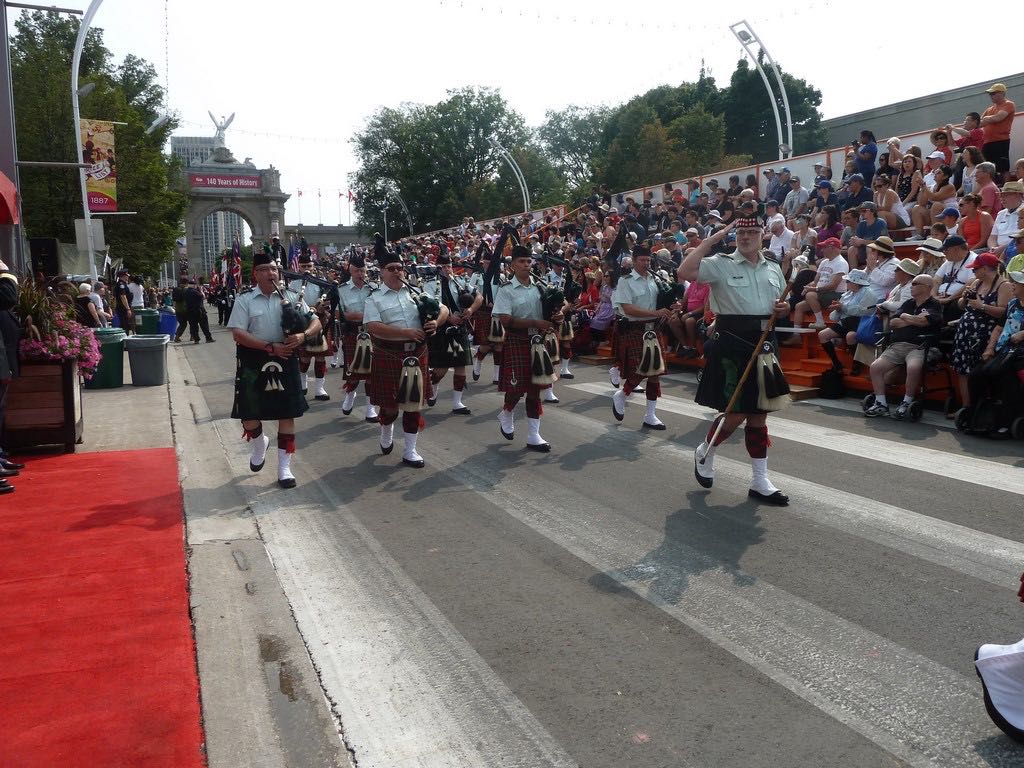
left=72, top=0, right=105, bottom=279
left=488, top=136, right=530, bottom=213
left=383, top=181, right=414, bottom=236
left=729, top=20, right=793, bottom=160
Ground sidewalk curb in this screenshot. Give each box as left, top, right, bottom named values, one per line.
left=168, top=344, right=350, bottom=768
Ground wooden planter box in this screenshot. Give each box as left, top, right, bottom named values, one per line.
left=4, top=359, right=84, bottom=453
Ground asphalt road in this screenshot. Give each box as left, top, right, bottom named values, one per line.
left=182, top=326, right=1024, bottom=768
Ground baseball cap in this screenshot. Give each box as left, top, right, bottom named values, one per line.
left=1008, top=271, right=1024, bottom=284
left=986, top=82, right=1008, bottom=93
left=790, top=176, right=801, bottom=183
left=817, top=180, right=833, bottom=189
left=941, top=207, right=960, bottom=218
left=927, top=150, right=945, bottom=160
left=942, top=235, right=968, bottom=250
left=970, top=252, right=1001, bottom=270
left=857, top=201, right=877, bottom=211
left=820, top=237, right=841, bottom=250
left=707, top=210, right=723, bottom=221
left=685, top=228, right=699, bottom=236
left=780, top=167, right=791, bottom=173
left=847, top=173, right=864, bottom=184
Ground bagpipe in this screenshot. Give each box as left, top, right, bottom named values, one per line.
left=541, top=248, right=582, bottom=344
left=525, top=249, right=566, bottom=386
left=482, top=225, right=517, bottom=344
left=275, top=280, right=315, bottom=345
left=281, top=268, right=334, bottom=353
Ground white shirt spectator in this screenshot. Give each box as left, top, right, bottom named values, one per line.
left=866, top=256, right=897, bottom=302
left=768, top=227, right=795, bottom=258
left=992, top=203, right=1024, bottom=248
left=128, top=281, right=145, bottom=308
left=814, top=253, right=850, bottom=292
left=934, top=256, right=975, bottom=298
left=878, top=281, right=914, bottom=313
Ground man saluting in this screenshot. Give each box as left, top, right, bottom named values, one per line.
left=678, top=216, right=792, bottom=505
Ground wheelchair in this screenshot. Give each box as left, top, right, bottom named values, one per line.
left=955, top=366, right=1024, bottom=439
left=860, top=331, right=957, bottom=422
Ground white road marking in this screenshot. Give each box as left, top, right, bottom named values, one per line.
left=420, top=409, right=1020, bottom=768
left=567, top=382, right=1024, bottom=495
left=214, top=421, right=578, bottom=768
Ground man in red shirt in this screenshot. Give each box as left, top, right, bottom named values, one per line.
left=945, top=112, right=985, bottom=152
left=980, top=83, right=1016, bottom=174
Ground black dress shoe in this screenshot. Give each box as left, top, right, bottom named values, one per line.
left=612, top=401, right=624, bottom=422
left=206, top=338, right=215, bottom=343
left=526, top=441, right=551, bottom=453
left=380, top=441, right=394, bottom=456
left=314, top=394, right=331, bottom=401
left=545, top=395, right=560, bottom=404
left=0, top=468, right=18, bottom=478
left=472, top=371, right=480, bottom=381
left=342, top=407, right=353, bottom=415
left=277, top=477, right=297, bottom=489
left=402, top=457, right=425, bottom=468
left=451, top=406, right=472, bottom=415
left=365, top=415, right=380, bottom=423
left=748, top=488, right=789, bottom=506
left=640, top=421, right=666, bottom=431
left=0, top=483, right=13, bottom=494
left=1, top=459, right=25, bottom=471
left=427, top=396, right=437, bottom=407
left=560, top=372, right=575, bottom=380
left=694, top=454, right=713, bottom=489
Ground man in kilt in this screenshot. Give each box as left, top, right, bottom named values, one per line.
left=423, top=254, right=481, bottom=414
left=678, top=218, right=792, bottom=506
left=228, top=248, right=320, bottom=489
left=493, top=245, right=565, bottom=452
left=468, top=248, right=503, bottom=384
left=610, top=244, right=672, bottom=430
left=363, top=250, right=449, bottom=468
left=289, top=250, right=333, bottom=401
left=337, top=254, right=377, bottom=421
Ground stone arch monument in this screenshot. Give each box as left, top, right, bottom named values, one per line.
left=179, top=142, right=289, bottom=277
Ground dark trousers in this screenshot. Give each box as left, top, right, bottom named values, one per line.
left=983, top=139, right=1011, bottom=174
left=0, top=380, right=7, bottom=451
left=198, top=309, right=214, bottom=341
left=217, top=305, right=229, bottom=325
left=187, top=311, right=201, bottom=341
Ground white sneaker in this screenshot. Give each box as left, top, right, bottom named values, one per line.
left=609, top=366, right=621, bottom=388
left=341, top=389, right=357, bottom=414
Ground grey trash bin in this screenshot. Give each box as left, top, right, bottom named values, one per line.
left=125, top=333, right=170, bottom=386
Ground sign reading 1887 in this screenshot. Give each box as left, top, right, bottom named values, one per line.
left=189, top=174, right=261, bottom=189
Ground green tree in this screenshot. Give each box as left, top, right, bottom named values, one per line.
left=10, top=11, right=187, bottom=278
left=537, top=105, right=611, bottom=195
left=721, top=54, right=828, bottom=162
left=349, top=87, right=560, bottom=235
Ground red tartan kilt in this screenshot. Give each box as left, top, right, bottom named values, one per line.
left=367, top=340, right=428, bottom=410
left=472, top=308, right=492, bottom=342
left=340, top=332, right=368, bottom=383
left=499, top=332, right=549, bottom=397
left=617, top=325, right=663, bottom=379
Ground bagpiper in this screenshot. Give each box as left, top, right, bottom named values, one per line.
left=337, top=253, right=377, bottom=421
left=610, top=243, right=670, bottom=431
left=227, top=245, right=320, bottom=489
left=423, top=253, right=480, bottom=414
left=467, top=242, right=503, bottom=384
left=363, top=238, right=449, bottom=468
left=492, top=244, right=565, bottom=452
left=289, top=247, right=333, bottom=401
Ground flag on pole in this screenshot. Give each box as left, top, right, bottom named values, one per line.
left=288, top=236, right=300, bottom=272
left=230, top=235, right=241, bottom=289
left=347, top=190, right=357, bottom=202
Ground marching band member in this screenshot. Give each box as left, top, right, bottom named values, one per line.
left=610, top=244, right=670, bottom=430
left=228, top=247, right=320, bottom=489
left=363, top=248, right=449, bottom=468
left=493, top=245, right=564, bottom=452
left=423, top=254, right=480, bottom=414
left=289, top=249, right=332, bottom=401
left=337, top=254, right=377, bottom=421
left=679, top=217, right=792, bottom=506
left=468, top=245, right=503, bottom=384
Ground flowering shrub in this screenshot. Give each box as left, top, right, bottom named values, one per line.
left=19, top=317, right=101, bottom=381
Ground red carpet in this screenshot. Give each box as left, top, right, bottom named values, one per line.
left=0, top=448, right=205, bottom=768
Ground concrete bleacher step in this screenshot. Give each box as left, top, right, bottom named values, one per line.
left=789, top=385, right=820, bottom=401
left=786, top=370, right=823, bottom=388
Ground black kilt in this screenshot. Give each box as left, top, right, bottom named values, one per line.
left=367, top=338, right=428, bottom=410
left=617, top=322, right=663, bottom=380
left=231, top=346, right=309, bottom=421
left=428, top=322, right=473, bottom=368
left=340, top=330, right=369, bottom=383
left=695, top=315, right=786, bottom=413
left=499, top=330, right=550, bottom=397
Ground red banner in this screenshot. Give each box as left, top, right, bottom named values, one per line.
left=189, top=174, right=261, bottom=190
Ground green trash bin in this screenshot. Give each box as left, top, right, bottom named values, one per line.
left=138, top=308, right=160, bottom=335
left=85, top=327, right=126, bottom=389
left=126, top=334, right=170, bottom=386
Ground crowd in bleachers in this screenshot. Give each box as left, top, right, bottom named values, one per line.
left=366, top=82, right=1024, bottom=436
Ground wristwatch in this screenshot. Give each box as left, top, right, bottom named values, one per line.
left=265, top=343, right=274, bottom=354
